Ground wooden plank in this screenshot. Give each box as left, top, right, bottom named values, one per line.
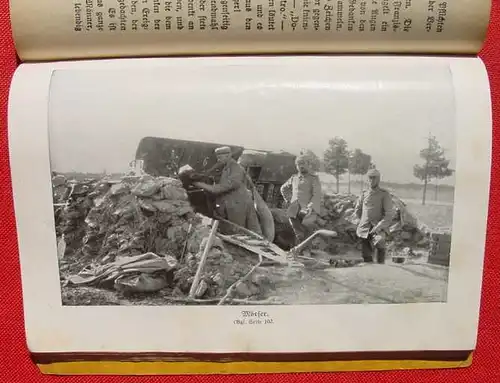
left=225, top=234, right=290, bottom=259
left=214, top=216, right=267, bottom=241
left=217, top=233, right=291, bottom=265
left=189, top=220, right=220, bottom=298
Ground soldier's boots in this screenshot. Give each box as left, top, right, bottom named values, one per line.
left=375, top=248, right=386, bottom=264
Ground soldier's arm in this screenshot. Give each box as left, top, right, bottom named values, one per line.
left=374, top=193, right=395, bottom=232
left=354, top=193, right=363, bottom=219
left=210, top=164, right=244, bottom=194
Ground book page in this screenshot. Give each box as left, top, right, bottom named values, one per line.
left=10, top=0, right=492, bottom=61
left=8, top=56, right=491, bottom=361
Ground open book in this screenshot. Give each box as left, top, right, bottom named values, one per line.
left=7, top=0, right=493, bottom=377
left=11, top=0, right=492, bottom=60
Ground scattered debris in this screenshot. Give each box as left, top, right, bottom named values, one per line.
left=52, top=173, right=444, bottom=306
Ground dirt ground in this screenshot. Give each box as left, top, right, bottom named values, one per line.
left=403, top=200, right=453, bottom=231
left=268, top=262, right=448, bottom=305
left=261, top=248, right=448, bottom=305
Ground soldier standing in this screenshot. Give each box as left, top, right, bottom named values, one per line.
left=280, top=154, right=322, bottom=246
left=353, top=169, right=395, bottom=263
left=193, top=146, right=263, bottom=235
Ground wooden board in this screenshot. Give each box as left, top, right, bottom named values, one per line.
left=217, top=233, right=298, bottom=266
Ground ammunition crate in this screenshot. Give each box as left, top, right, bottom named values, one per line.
left=428, top=232, right=452, bottom=266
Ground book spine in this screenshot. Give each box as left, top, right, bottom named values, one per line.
left=11, top=0, right=492, bottom=61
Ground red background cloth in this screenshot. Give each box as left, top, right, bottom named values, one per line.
left=1, top=0, right=499, bottom=381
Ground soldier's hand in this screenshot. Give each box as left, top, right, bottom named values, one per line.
left=369, top=225, right=381, bottom=235
left=193, top=182, right=208, bottom=189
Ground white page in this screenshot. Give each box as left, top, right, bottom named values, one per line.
left=8, top=56, right=491, bottom=355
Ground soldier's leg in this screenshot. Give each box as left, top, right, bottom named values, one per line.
left=214, top=203, right=234, bottom=235
left=360, top=238, right=374, bottom=262
left=218, top=200, right=247, bottom=236
left=301, top=213, right=318, bottom=240
left=376, top=243, right=386, bottom=264
left=224, top=200, right=247, bottom=227
left=289, top=217, right=306, bottom=245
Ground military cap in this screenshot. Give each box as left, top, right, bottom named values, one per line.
left=215, top=146, right=231, bottom=155
left=367, top=169, right=381, bottom=177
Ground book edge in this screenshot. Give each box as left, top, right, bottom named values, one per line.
left=36, top=353, right=474, bottom=375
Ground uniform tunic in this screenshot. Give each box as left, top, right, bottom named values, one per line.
left=211, top=159, right=262, bottom=234
left=280, top=172, right=322, bottom=243
left=354, top=187, right=395, bottom=239
left=280, top=173, right=322, bottom=218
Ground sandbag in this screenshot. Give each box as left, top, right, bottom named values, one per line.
left=52, top=174, right=66, bottom=187
left=67, top=252, right=178, bottom=286
left=114, top=273, right=167, bottom=293
left=131, top=179, right=162, bottom=197
left=110, top=183, right=129, bottom=196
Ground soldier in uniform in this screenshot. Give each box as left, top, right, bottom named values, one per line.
left=280, top=154, right=322, bottom=246
left=353, top=169, right=395, bottom=263
left=193, top=146, right=263, bottom=235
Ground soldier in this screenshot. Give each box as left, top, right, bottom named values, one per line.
left=280, top=154, right=322, bottom=246
left=353, top=169, right=395, bottom=264
left=193, top=146, right=263, bottom=235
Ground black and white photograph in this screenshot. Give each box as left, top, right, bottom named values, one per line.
left=47, top=60, right=458, bottom=307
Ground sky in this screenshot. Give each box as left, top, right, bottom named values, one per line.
left=48, top=59, right=456, bottom=185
